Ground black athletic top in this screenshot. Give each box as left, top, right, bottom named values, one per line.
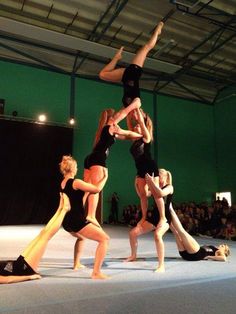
left=179, top=245, right=218, bottom=261
left=122, top=64, right=143, bottom=107
left=61, top=178, right=90, bottom=232
left=84, top=125, right=115, bottom=169
left=0, top=255, right=37, bottom=276
left=130, top=138, right=158, bottom=178
left=146, top=185, right=173, bottom=227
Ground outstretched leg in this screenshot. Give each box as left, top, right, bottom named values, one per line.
left=22, top=193, right=71, bottom=270
left=170, top=207, right=200, bottom=253
left=0, top=194, right=70, bottom=284
left=99, top=47, right=125, bottom=82
left=131, top=21, right=164, bottom=67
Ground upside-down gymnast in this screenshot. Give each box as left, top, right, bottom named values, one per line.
left=0, top=193, right=70, bottom=284
left=99, top=21, right=164, bottom=108
left=125, top=168, right=173, bottom=272
left=83, top=97, right=143, bottom=228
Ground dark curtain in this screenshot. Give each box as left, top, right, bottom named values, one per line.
left=0, top=119, right=73, bottom=225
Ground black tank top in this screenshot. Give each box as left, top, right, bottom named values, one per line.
left=61, top=178, right=89, bottom=232
left=130, top=138, right=152, bottom=161
left=93, top=125, right=115, bottom=157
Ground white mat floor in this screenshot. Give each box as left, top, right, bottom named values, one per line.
left=0, top=225, right=235, bottom=314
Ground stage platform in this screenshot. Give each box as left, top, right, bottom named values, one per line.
left=0, top=225, right=235, bottom=314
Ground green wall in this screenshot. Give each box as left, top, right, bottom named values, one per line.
left=0, top=60, right=70, bottom=122
left=156, top=95, right=217, bottom=204
left=1, top=59, right=234, bottom=221
left=214, top=88, right=236, bottom=203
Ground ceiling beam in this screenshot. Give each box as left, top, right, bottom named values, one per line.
left=0, top=16, right=181, bottom=74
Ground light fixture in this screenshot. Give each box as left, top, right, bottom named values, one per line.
left=38, top=114, right=47, bottom=122
left=69, top=118, right=75, bottom=125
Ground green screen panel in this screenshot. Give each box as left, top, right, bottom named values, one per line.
left=0, top=60, right=70, bottom=123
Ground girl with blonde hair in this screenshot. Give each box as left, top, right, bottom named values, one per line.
left=125, top=168, right=173, bottom=273
left=60, top=155, right=111, bottom=279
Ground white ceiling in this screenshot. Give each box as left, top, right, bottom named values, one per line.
left=0, top=0, right=236, bottom=104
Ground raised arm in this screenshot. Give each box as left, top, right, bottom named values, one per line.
left=145, top=173, right=174, bottom=197
left=112, top=97, right=141, bottom=125
left=110, top=124, right=142, bottom=140
left=136, top=109, right=151, bottom=143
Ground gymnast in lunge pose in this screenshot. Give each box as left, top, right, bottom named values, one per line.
left=125, top=168, right=173, bottom=273
left=99, top=21, right=164, bottom=107
left=0, top=193, right=70, bottom=284
left=169, top=206, right=230, bottom=262
left=84, top=97, right=143, bottom=227
left=60, top=155, right=111, bottom=279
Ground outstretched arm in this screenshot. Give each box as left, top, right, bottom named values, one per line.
left=111, top=124, right=142, bottom=140
left=135, top=109, right=151, bottom=143
left=112, top=98, right=141, bottom=125
left=0, top=274, right=41, bottom=284
left=73, top=168, right=108, bottom=193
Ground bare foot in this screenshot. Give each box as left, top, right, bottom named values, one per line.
left=91, top=272, right=111, bottom=280
left=86, top=216, right=101, bottom=228
left=156, top=219, right=169, bottom=230
left=155, top=21, right=164, bottom=36
left=154, top=266, right=165, bottom=273
left=133, top=97, right=141, bottom=109
left=30, top=274, right=42, bottom=280
left=73, top=263, right=86, bottom=270
left=124, top=256, right=137, bottom=262
left=115, top=46, right=124, bottom=61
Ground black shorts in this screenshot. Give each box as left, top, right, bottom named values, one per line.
left=136, top=159, right=159, bottom=178
left=179, top=247, right=206, bottom=261
left=122, top=64, right=142, bottom=107
left=0, top=255, right=37, bottom=276
left=84, top=152, right=107, bottom=169
left=62, top=217, right=91, bottom=233
left=146, top=206, right=172, bottom=227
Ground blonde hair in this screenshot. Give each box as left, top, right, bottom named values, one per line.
left=159, top=168, right=172, bottom=185
left=59, top=155, right=77, bottom=176
left=223, top=244, right=230, bottom=257
left=94, top=108, right=115, bottom=147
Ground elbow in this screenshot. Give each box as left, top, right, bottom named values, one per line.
left=99, top=71, right=106, bottom=81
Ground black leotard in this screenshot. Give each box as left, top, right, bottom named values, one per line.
left=130, top=138, right=158, bottom=178
left=84, top=125, right=115, bottom=169
left=61, top=178, right=90, bottom=233
left=146, top=185, right=173, bottom=227
left=0, top=255, right=37, bottom=276
left=179, top=245, right=218, bottom=261
left=122, top=64, right=143, bottom=107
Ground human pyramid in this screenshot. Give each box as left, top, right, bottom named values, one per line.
left=0, top=21, right=230, bottom=284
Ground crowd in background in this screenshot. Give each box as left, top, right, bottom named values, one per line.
left=110, top=196, right=236, bottom=241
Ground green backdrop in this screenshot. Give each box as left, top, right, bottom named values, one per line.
left=0, top=59, right=235, bottom=221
